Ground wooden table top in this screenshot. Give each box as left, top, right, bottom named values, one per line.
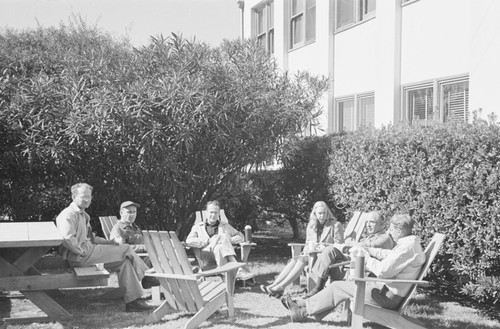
left=0, top=222, right=63, bottom=248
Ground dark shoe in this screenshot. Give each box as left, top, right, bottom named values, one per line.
left=281, top=296, right=290, bottom=310
left=286, top=297, right=307, bottom=322
left=125, top=298, right=155, bottom=312
left=142, top=276, right=160, bottom=289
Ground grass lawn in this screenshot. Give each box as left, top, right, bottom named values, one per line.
left=1, top=222, right=500, bottom=329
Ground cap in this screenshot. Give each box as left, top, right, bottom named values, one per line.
left=120, top=201, right=140, bottom=209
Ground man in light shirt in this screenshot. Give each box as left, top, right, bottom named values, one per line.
left=282, top=213, right=426, bottom=322
left=56, top=183, right=152, bottom=312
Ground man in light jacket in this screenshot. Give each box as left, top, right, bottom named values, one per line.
left=186, top=200, right=253, bottom=280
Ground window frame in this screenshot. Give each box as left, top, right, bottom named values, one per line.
left=253, top=1, right=275, bottom=54
left=401, top=0, right=420, bottom=6
left=335, top=92, right=375, bottom=132
left=335, top=0, right=376, bottom=32
left=402, top=75, right=469, bottom=124
left=289, top=0, right=316, bottom=50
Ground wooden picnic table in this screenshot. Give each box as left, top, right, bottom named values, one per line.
left=0, top=221, right=108, bottom=324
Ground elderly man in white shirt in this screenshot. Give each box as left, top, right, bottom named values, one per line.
left=282, top=213, right=426, bottom=322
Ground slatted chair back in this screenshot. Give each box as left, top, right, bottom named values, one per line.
left=99, top=216, right=118, bottom=240
left=396, top=232, right=445, bottom=314
left=143, top=230, right=201, bottom=313
left=343, top=211, right=368, bottom=243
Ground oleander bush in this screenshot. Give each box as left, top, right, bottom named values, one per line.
left=326, top=121, right=500, bottom=303
left=0, top=20, right=328, bottom=237
left=251, top=135, right=345, bottom=238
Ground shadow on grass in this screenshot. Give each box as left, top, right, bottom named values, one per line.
left=0, top=295, right=12, bottom=319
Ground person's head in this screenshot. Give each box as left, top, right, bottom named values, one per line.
left=205, top=200, right=220, bottom=225
left=71, top=183, right=93, bottom=210
left=310, top=201, right=334, bottom=225
left=387, top=213, right=414, bottom=242
left=365, top=211, right=385, bottom=235
left=119, top=201, right=140, bottom=224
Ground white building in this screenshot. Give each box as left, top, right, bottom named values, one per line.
left=237, top=0, right=500, bottom=134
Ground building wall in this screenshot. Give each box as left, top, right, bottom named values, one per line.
left=240, top=0, right=500, bottom=133
left=401, top=0, right=470, bottom=84
left=470, top=0, right=500, bottom=118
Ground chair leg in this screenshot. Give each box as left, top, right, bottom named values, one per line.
left=145, top=300, right=172, bottom=324
left=345, top=299, right=352, bottom=326
left=184, top=293, right=226, bottom=329
left=226, top=291, right=234, bottom=317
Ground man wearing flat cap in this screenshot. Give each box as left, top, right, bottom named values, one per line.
left=110, top=201, right=147, bottom=254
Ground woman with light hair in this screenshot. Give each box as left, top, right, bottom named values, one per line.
left=260, top=201, right=344, bottom=297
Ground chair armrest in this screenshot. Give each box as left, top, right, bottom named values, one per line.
left=288, top=243, right=306, bottom=247
left=351, top=276, right=430, bottom=286
left=328, top=260, right=350, bottom=269
left=239, top=242, right=256, bottom=247
left=145, top=271, right=197, bottom=281
left=195, top=261, right=245, bottom=278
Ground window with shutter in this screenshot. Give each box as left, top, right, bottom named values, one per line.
left=403, top=75, right=469, bottom=124
left=442, top=80, right=469, bottom=123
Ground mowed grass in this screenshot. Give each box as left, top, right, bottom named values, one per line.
left=1, top=222, right=500, bottom=329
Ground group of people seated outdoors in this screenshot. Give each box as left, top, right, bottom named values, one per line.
left=55, top=182, right=427, bottom=324
left=261, top=202, right=425, bottom=323
left=55, top=182, right=255, bottom=313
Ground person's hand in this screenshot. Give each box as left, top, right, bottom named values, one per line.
left=218, top=233, right=228, bottom=244
left=114, top=237, right=124, bottom=245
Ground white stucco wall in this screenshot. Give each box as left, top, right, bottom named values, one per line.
left=240, top=0, right=500, bottom=130
left=469, top=0, right=500, bottom=120
left=400, top=0, right=470, bottom=84
left=333, top=19, right=377, bottom=97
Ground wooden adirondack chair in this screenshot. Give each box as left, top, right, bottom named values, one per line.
left=349, top=232, right=445, bottom=329
left=99, top=216, right=118, bottom=240
left=287, top=211, right=368, bottom=288
left=142, top=230, right=245, bottom=328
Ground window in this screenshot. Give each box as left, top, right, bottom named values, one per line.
left=253, top=1, right=274, bottom=54
left=336, top=0, right=376, bottom=30
left=290, top=0, right=316, bottom=49
left=403, top=76, right=469, bottom=124
left=336, top=93, right=375, bottom=132
left=442, top=80, right=469, bottom=122
left=358, top=94, right=375, bottom=127
left=407, top=86, right=435, bottom=124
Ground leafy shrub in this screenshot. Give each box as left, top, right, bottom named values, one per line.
left=326, top=121, right=500, bottom=303
left=251, top=135, right=346, bottom=238
left=0, top=21, right=328, bottom=238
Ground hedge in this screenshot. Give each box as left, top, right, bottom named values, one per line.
left=326, top=121, right=500, bottom=302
